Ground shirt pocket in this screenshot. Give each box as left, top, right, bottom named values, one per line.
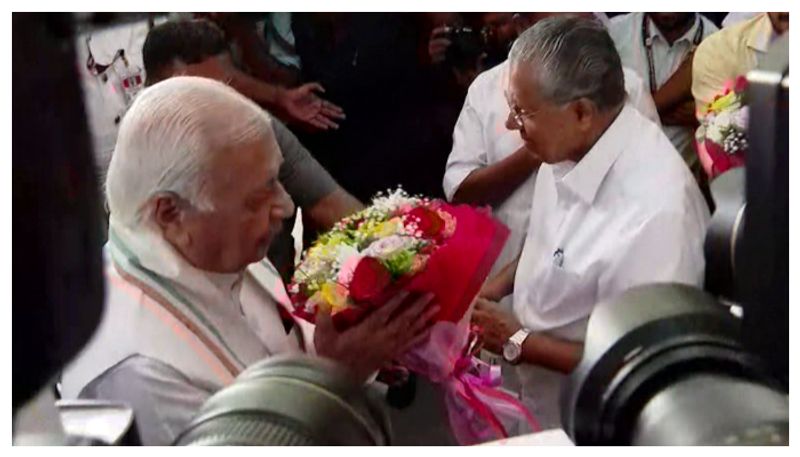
left=532, top=265, right=598, bottom=320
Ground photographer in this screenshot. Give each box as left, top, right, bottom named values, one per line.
left=426, top=13, right=487, bottom=93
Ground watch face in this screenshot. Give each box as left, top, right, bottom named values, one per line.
left=503, top=341, right=521, bottom=362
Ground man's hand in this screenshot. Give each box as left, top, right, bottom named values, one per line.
left=275, top=83, right=346, bottom=131
left=471, top=297, right=522, bottom=355
left=314, top=291, right=439, bottom=382
left=428, top=26, right=452, bottom=64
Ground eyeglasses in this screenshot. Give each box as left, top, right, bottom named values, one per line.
left=504, top=89, right=541, bottom=129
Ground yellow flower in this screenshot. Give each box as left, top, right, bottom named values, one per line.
left=706, top=91, right=738, bottom=114
left=320, top=282, right=350, bottom=312
left=375, top=218, right=402, bottom=238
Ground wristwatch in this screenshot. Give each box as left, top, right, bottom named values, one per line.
left=502, top=328, right=531, bottom=365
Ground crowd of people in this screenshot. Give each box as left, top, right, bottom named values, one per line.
left=62, top=12, right=789, bottom=445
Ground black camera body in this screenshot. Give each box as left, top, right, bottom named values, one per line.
left=434, top=25, right=487, bottom=72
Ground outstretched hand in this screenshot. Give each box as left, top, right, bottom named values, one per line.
left=276, top=82, right=346, bottom=131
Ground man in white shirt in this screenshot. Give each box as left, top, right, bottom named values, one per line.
left=471, top=16, right=710, bottom=431
left=443, top=13, right=660, bottom=297
left=608, top=12, right=718, bottom=170
left=60, top=77, right=437, bottom=445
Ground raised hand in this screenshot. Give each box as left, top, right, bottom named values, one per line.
left=276, top=83, right=346, bottom=131
left=314, top=291, right=440, bottom=382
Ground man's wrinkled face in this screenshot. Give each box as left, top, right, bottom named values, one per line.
left=505, top=63, right=582, bottom=164
left=175, top=135, right=295, bottom=273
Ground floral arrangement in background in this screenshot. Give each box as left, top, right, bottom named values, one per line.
left=695, top=75, right=749, bottom=179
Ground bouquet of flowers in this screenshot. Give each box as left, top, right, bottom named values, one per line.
left=288, top=188, right=539, bottom=444
left=695, top=75, right=749, bottom=179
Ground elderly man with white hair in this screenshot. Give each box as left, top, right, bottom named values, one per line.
left=60, top=76, right=438, bottom=445
left=471, top=16, right=710, bottom=431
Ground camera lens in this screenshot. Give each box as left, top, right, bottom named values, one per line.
left=175, top=355, right=392, bottom=446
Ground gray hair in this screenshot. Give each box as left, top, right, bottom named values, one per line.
left=106, top=76, right=276, bottom=228
left=508, top=15, right=625, bottom=111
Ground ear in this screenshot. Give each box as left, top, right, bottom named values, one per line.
left=151, top=192, right=191, bottom=247
left=571, top=98, right=597, bottom=133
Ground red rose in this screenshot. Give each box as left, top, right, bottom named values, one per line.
left=405, top=206, right=445, bottom=237
left=733, top=75, right=748, bottom=94
left=349, top=257, right=392, bottom=303
left=705, top=139, right=745, bottom=179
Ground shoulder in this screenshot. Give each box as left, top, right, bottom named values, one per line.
left=696, top=15, right=754, bottom=60
left=613, top=110, right=702, bottom=211
left=622, top=66, right=646, bottom=89
left=698, top=14, right=720, bottom=37
left=467, top=60, right=508, bottom=100
left=608, top=12, right=640, bottom=39
left=270, top=117, right=301, bottom=157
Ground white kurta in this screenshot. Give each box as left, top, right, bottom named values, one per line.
left=60, top=220, right=309, bottom=444
left=512, top=104, right=710, bottom=429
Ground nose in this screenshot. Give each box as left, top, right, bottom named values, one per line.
left=270, top=182, right=295, bottom=221
left=505, top=110, right=520, bottom=131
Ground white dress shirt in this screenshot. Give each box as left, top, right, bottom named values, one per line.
left=608, top=13, right=718, bottom=164
left=513, top=103, right=709, bottom=334
left=443, top=60, right=660, bottom=284
left=510, top=104, right=709, bottom=429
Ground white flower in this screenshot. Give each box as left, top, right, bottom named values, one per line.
left=732, top=107, right=749, bottom=131
left=706, top=123, right=725, bottom=144
left=335, top=244, right=360, bottom=265
left=362, top=235, right=416, bottom=259
left=714, top=111, right=732, bottom=129
left=370, top=188, right=421, bottom=214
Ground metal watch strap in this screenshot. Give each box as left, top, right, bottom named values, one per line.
left=510, top=328, right=531, bottom=347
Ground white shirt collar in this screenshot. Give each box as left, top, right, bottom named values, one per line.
left=555, top=104, right=633, bottom=205
left=747, top=13, right=777, bottom=54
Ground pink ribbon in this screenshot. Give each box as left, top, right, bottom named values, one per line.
left=398, top=321, right=540, bottom=445
left=447, top=356, right=541, bottom=444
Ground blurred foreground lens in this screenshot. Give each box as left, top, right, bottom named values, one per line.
left=175, top=355, right=391, bottom=445
left=561, top=284, right=788, bottom=445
